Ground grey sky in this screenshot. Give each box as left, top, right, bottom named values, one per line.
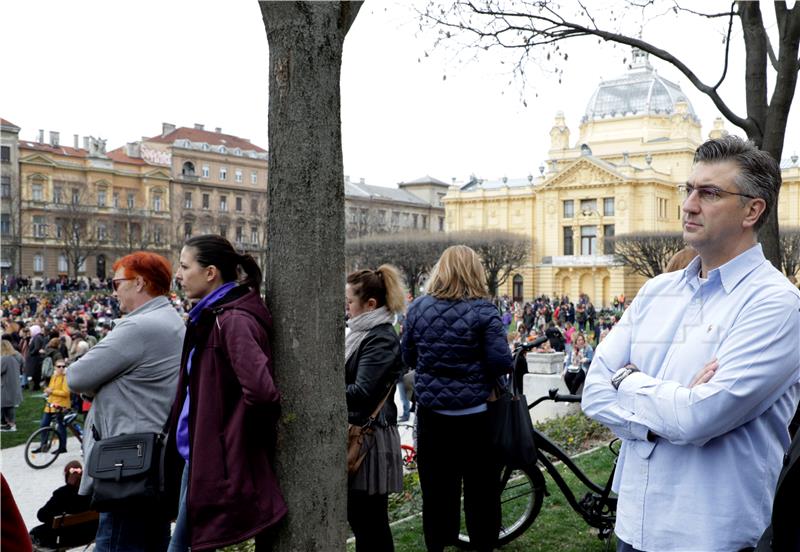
left=2, top=0, right=797, bottom=187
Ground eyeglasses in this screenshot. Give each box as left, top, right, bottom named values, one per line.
left=68, top=467, right=82, bottom=474
left=112, top=278, right=134, bottom=291
left=678, top=183, right=758, bottom=203
left=55, top=364, right=66, bottom=368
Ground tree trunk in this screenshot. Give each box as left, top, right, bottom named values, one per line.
left=260, top=2, right=361, bottom=550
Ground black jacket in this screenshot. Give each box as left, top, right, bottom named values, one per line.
left=754, top=430, right=800, bottom=551
left=345, top=323, right=402, bottom=426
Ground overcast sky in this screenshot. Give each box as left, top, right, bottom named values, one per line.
left=2, top=0, right=797, bottom=187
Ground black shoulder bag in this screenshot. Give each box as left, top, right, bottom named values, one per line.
left=488, top=370, right=538, bottom=469
left=87, top=423, right=168, bottom=513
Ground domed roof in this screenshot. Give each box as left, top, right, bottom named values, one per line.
left=583, top=49, right=697, bottom=122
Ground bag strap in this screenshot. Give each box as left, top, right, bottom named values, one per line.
left=363, top=386, right=394, bottom=428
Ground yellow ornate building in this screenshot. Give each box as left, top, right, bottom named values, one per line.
left=444, top=51, right=800, bottom=306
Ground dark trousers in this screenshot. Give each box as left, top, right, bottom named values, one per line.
left=417, top=407, right=500, bottom=552
left=95, top=511, right=170, bottom=552
left=39, top=411, right=66, bottom=451
left=347, top=490, right=393, bottom=552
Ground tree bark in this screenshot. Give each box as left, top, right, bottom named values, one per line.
left=260, top=2, right=361, bottom=550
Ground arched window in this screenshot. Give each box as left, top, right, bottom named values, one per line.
left=512, top=274, right=524, bottom=304
left=182, top=161, right=195, bottom=176
left=219, top=145, right=227, bottom=154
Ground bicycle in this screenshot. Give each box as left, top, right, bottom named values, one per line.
left=24, top=403, right=84, bottom=469
left=455, top=340, right=618, bottom=549
left=397, top=420, right=417, bottom=470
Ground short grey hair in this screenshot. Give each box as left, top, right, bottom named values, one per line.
left=693, top=135, right=781, bottom=231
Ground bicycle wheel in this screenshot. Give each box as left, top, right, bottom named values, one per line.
left=454, top=463, right=545, bottom=549
left=24, top=427, right=60, bottom=469
left=400, top=444, right=417, bottom=470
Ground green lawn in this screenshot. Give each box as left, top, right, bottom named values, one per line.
left=379, top=446, right=617, bottom=552
left=1, top=389, right=50, bottom=449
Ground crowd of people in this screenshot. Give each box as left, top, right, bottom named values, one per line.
left=1, top=135, right=798, bottom=552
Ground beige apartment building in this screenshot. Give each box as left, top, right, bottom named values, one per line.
left=139, top=123, right=269, bottom=264
left=444, top=50, right=800, bottom=306
left=1, top=118, right=22, bottom=276
left=17, top=132, right=171, bottom=283
left=345, top=175, right=448, bottom=238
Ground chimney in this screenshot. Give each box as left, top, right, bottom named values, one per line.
left=83, top=137, right=90, bottom=150
left=161, top=122, right=176, bottom=137
left=73, top=134, right=79, bottom=149
left=215, top=127, right=222, bottom=133
left=194, top=123, right=204, bottom=130
left=38, top=129, right=44, bottom=143
left=49, top=131, right=60, bottom=147
left=360, top=177, right=365, bottom=184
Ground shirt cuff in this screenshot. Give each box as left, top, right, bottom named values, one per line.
left=616, top=371, right=649, bottom=412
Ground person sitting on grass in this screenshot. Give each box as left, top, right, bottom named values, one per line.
left=29, top=461, right=98, bottom=549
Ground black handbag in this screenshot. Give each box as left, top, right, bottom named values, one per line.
left=87, top=427, right=167, bottom=513
left=488, top=376, right=537, bottom=469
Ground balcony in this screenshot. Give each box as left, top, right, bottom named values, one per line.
left=176, top=173, right=200, bottom=184
left=540, top=255, right=620, bottom=267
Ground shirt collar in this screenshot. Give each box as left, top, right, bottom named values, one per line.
left=682, top=243, right=765, bottom=294
left=112, top=295, right=169, bottom=326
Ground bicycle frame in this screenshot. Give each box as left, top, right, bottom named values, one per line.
left=516, top=343, right=617, bottom=535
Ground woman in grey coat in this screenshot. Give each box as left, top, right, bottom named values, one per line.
left=67, top=252, right=184, bottom=552
left=1, top=338, right=24, bottom=431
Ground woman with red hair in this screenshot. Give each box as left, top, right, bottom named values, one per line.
left=67, top=251, right=185, bottom=552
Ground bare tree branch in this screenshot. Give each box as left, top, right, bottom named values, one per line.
left=611, top=232, right=685, bottom=278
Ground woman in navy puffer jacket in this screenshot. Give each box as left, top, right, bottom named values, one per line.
left=401, top=245, right=512, bottom=552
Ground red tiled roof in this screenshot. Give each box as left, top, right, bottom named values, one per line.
left=19, top=141, right=87, bottom=157
left=0, top=118, right=20, bottom=128
left=145, top=126, right=267, bottom=153
left=107, top=147, right=148, bottom=165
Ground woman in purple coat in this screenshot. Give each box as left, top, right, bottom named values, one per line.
left=167, top=235, right=286, bottom=551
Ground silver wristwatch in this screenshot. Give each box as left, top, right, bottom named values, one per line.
left=611, top=364, right=640, bottom=390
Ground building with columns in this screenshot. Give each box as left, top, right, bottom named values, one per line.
left=443, top=50, right=800, bottom=306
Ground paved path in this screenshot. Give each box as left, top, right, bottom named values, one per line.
left=1, top=388, right=413, bottom=536
left=1, top=435, right=84, bottom=531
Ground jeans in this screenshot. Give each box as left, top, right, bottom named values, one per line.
left=617, top=539, right=645, bottom=552
left=39, top=411, right=66, bottom=451
left=95, top=511, right=170, bottom=552
left=167, top=462, right=190, bottom=552
left=396, top=375, right=410, bottom=420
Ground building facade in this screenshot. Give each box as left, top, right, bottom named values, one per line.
left=17, top=133, right=172, bottom=283
left=344, top=175, right=447, bottom=238
left=444, top=51, right=800, bottom=306
left=140, top=123, right=268, bottom=264
left=1, top=118, right=21, bottom=276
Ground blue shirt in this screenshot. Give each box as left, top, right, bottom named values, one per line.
left=582, top=244, right=800, bottom=551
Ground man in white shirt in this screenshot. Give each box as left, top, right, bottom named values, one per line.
left=582, top=136, right=800, bottom=552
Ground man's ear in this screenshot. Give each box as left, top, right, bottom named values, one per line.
left=742, top=198, right=767, bottom=230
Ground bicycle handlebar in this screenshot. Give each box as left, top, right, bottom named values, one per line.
left=547, top=387, right=582, bottom=403
left=528, top=387, right=582, bottom=411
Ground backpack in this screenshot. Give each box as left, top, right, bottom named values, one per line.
left=41, top=356, right=54, bottom=378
